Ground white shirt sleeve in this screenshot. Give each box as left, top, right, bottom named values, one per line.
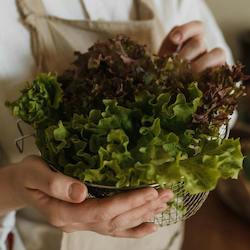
left=0, top=212, right=15, bottom=250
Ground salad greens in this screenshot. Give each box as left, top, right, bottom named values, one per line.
left=7, top=36, right=246, bottom=194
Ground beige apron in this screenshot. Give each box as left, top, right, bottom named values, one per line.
left=16, top=0, right=184, bottom=249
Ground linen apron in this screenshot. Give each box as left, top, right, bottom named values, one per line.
left=16, top=0, right=184, bottom=249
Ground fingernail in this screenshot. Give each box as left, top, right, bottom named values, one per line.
left=160, top=191, right=174, bottom=202
left=171, top=31, right=182, bottom=44
left=69, top=183, right=84, bottom=201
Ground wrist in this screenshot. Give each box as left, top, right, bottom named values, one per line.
left=0, top=163, right=27, bottom=216
left=11, top=162, right=28, bottom=209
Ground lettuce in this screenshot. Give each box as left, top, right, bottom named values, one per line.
left=7, top=36, right=246, bottom=194
left=29, top=92, right=243, bottom=194
left=6, top=74, right=63, bottom=127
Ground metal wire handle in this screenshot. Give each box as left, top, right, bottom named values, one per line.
left=15, top=119, right=34, bottom=153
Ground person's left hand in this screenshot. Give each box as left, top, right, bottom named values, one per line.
left=159, top=21, right=226, bottom=73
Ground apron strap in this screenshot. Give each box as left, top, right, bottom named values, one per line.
left=16, top=0, right=47, bottom=19
left=79, top=0, right=91, bottom=20
left=16, top=0, right=53, bottom=71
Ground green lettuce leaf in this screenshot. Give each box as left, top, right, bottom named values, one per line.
left=6, top=36, right=245, bottom=194
left=180, top=138, right=243, bottom=193
left=6, top=73, right=63, bottom=127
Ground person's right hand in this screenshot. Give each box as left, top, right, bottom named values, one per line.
left=10, top=155, right=173, bottom=238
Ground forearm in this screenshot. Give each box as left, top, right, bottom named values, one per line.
left=0, top=164, right=25, bottom=216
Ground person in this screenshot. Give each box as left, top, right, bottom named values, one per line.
left=0, top=0, right=234, bottom=250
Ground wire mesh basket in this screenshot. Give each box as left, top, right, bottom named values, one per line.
left=85, top=181, right=209, bottom=227
left=15, top=119, right=229, bottom=227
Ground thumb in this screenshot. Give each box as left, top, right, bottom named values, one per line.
left=23, top=156, right=88, bottom=203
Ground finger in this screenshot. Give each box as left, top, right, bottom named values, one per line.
left=157, top=188, right=174, bottom=201
left=106, top=189, right=172, bottom=231
left=39, top=188, right=173, bottom=227
left=158, top=34, right=177, bottom=56
left=109, top=199, right=167, bottom=231
left=98, top=188, right=173, bottom=220
left=54, top=188, right=172, bottom=225
left=94, top=188, right=160, bottom=219
left=23, top=156, right=88, bottom=203
left=29, top=187, right=158, bottom=225
left=159, top=21, right=204, bottom=56
left=29, top=187, right=172, bottom=230
left=178, top=35, right=206, bottom=61
left=191, top=48, right=226, bottom=73
left=113, top=223, right=157, bottom=238
left=170, top=21, right=204, bottom=46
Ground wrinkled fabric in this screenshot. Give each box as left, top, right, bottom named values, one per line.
left=61, top=223, right=184, bottom=250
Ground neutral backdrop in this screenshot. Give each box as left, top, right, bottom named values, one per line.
left=206, top=0, right=250, bottom=60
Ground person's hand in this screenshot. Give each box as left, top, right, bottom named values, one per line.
left=159, top=21, right=226, bottom=73
left=10, top=156, right=173, bottom=238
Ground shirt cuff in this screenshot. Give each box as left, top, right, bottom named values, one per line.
left=0, top=212, right=16, bottom=250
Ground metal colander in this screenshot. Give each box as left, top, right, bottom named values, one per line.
left=15, top=119, right=229, bottom=227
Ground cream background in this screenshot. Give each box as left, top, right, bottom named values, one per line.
left=207, top=0, right=250, bottom=59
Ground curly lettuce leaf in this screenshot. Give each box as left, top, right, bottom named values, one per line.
left=180, top=138, right=243, bottom=193
left=6, top=73, right=63, bottom=127
left=33, top=95, right=243, bottom=194
left=6, top=36, right=246, bottom=194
